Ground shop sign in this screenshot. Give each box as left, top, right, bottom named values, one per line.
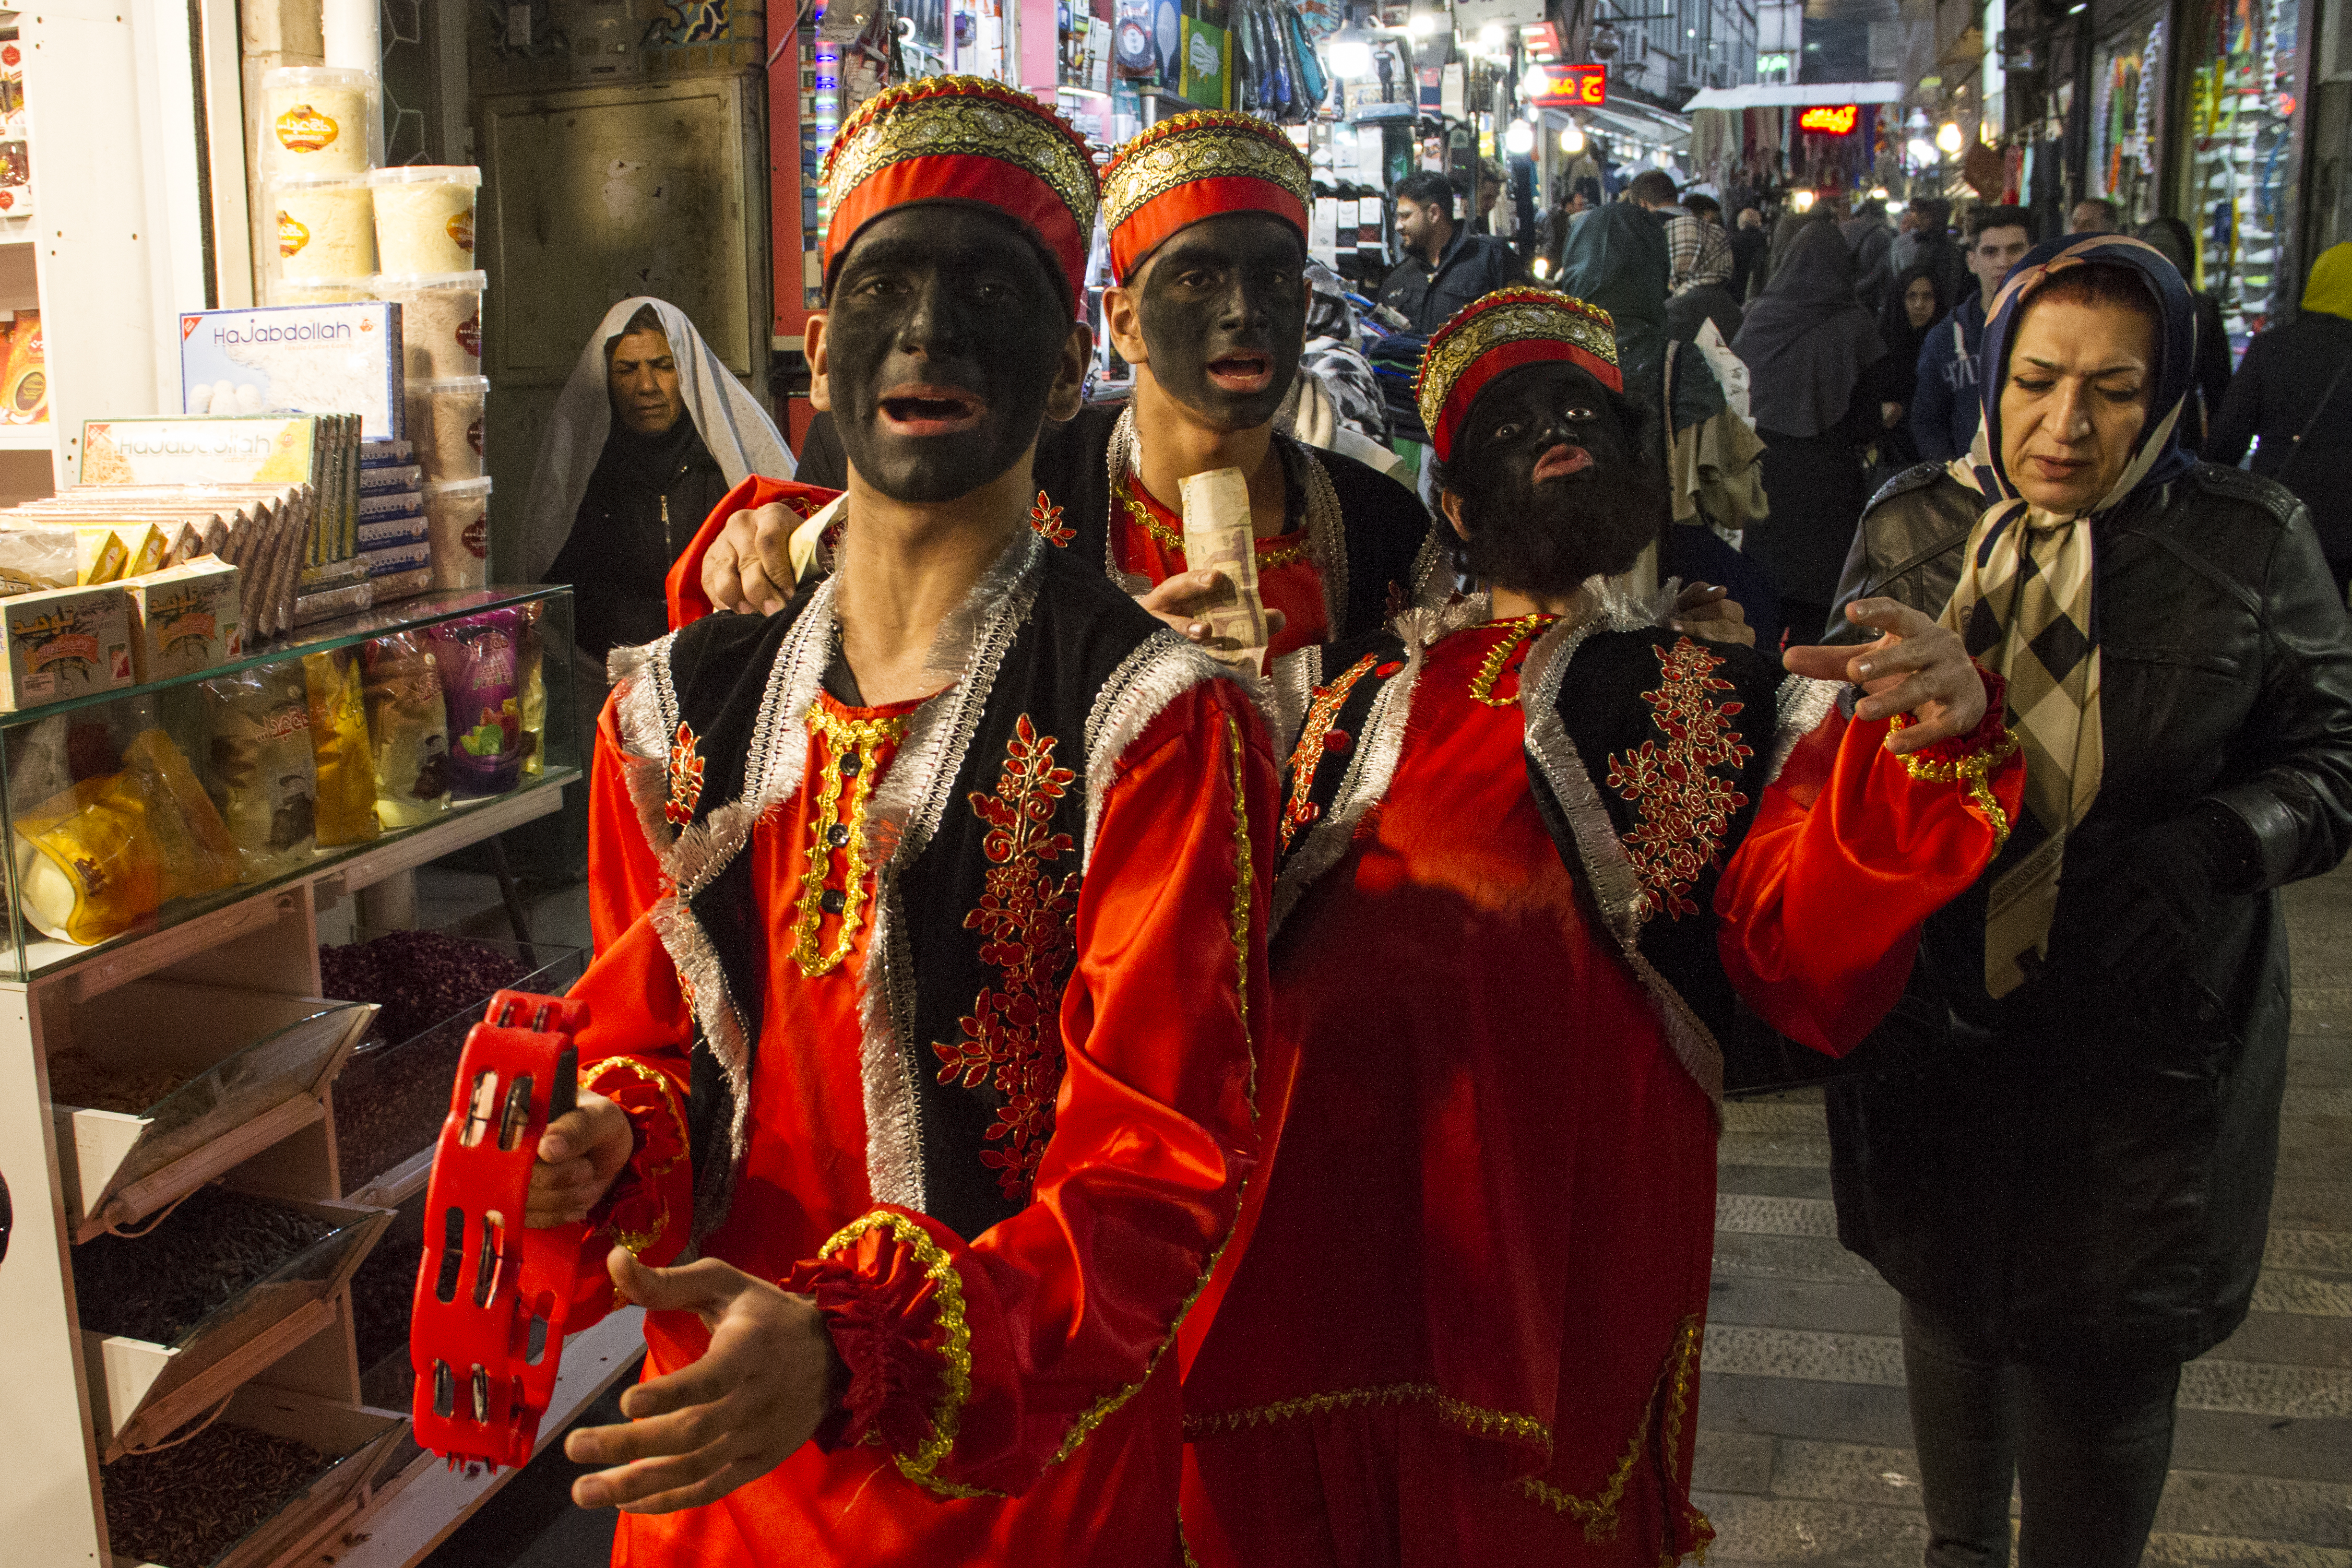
left=1528, top=62, right=1606, bottom=106
left=1799, top=103, right=1860, bottom=135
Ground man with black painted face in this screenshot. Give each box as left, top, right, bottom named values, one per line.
left=1179, top=288, right=2021, bottom=1568
left=529, top=77, right=1277, bottom=1568
left=684, top=111, right=1441, bottom=662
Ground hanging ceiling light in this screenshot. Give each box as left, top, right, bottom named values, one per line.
left=1589, top=20, right=1621, bottom=60
left=1407, top=10, right=1437, bottom=35
left=1560, top=120, right=1586, bottom=154
left=1479, top=23, right=1506, bottom=49
left=1523, top=65, right=1551, bottom=100
left=1329, top=12, right=1374, bottom=79
left=1935, top=121, right=1965, bottom=154
left=1504, top=118, right=1535, bottom=155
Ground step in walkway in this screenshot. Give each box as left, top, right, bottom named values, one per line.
left=1692, top=865, right=2352, bottom=1566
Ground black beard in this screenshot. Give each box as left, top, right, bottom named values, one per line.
left=1456, top=457, right=1667, bottom=599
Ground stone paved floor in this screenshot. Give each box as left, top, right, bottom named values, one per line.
left=1692, top=860, right=2352, bottom=1567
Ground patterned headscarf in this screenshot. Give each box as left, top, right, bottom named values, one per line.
left=1940, top=232, right=2196, bottom=996
left=821, top=76, right=1101, bottom=318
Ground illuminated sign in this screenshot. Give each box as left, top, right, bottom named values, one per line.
left=1528, top=61, right=1607, bottom=106
left=1799, top=103, right=1861, bottom=135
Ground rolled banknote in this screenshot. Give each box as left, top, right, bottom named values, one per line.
left=1179, top=466, right=1270, bottom=670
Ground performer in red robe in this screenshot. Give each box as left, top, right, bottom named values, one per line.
left=527, top=77, right=1278, bottom=1566
left=1178, top=289, right=2025, bottom=1566
left=672, top=111, right=1437, bottom=657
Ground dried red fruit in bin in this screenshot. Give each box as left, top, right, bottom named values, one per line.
left=410, top=989, right=590, bottom=1471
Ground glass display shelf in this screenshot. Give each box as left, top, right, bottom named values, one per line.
left=0, top=585, right=578, bottom=984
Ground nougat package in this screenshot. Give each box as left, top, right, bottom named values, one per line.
left=12, top=771, right=163, bottom=944
left=421, top=609, right=526, bottom=799
left=301, top=648, right=381, bottom=846
left=357, top=631, right=449, bottom=829
left=120, top=726, right=238, bottom=903
left=198, top=660, right=317, bottom=881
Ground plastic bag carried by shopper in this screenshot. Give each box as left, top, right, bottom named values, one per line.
left=199, top=661, right=319, bottom=881
left=359, top=633, right=452, bottom=829
left=302, top=649, right=382, bottom=846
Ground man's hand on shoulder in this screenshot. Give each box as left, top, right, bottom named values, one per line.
left=699, top=503, right=799, bottom=616
left=567, top=1250, right=843, bottom=1513
left=1782, top=597, right=1987, bottom=753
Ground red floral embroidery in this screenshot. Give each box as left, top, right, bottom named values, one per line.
left=1603, top=638, right=1754, bottom=919
left=665, top=721, right=705, bottom=826
left=1281, top=654, right=1378, bottom=850
left=934, top=715, right=1083, bottom=1202
left=1029, top=491, right=1075, bottom=548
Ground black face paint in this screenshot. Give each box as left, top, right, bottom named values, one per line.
left=1133, top=212, right=1309, bottom=433
left=822, top=204, right=1073, bottom=503
left=1446, top=361, right=1665, bottom=598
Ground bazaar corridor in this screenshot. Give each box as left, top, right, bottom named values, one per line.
left=1690, top=863, right=2352, bottom=1566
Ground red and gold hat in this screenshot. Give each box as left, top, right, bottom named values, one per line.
left=1414, top=288, right=1623, bottom=462
left=1100, top=110, right=1313, bottom=285
left=821, top=75, right=1101, bottom=317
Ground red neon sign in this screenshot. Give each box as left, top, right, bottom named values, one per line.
left=1529, top=62, right=1607, bottom=107
left=1799, top=103, right=1861, bottom=135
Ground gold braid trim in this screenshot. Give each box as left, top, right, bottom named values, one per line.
left=1468, top=614, right=1559, bottom=707
left=1887, top=716, right=2022, bottom=851
left=1101, top=110, right=1314, bottom=234
left=818, top=1210, right=991, bottom=1496
left=1183, top=1381, right=1552, bottom=1458
left=579, top=1058, right=688, bottom=1261
left=1412, top=288, right=1622, bottom=447
left=1517, top=1315, right=1703, bottom=1542
left=1115, top=471, right=1187, bottom=554
left=789, top=707, right=909, bottom=977
left=1047, top=717, right=1261, bottom=1469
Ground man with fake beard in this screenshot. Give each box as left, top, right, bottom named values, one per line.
left=528, top=77, right=1277, bottom=1566
left=681, top=112, right=1438, bottom=661
left=1177, top=289, right=2024, bottom=1567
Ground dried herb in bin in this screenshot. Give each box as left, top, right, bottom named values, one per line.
left=72, top=1186, right=334, bottom=1345
left=103, top=1421, right=329, bottom=1567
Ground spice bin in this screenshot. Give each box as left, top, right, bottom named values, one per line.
left=326, top=929, right=586, bottom=1203
left=48, top=982, right=374, bottom=1240
left=76, top=1189, right=391, bottom=1457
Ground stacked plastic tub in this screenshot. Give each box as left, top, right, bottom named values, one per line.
left=262, top=66, right=489, bottom=595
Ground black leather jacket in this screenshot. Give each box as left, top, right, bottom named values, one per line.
left=1823, top=461, right=2352, bottom=1364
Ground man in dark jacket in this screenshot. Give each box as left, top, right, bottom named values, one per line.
left=2206, top=242, right=2352, bottom=596
left=1841, top=196, right=1896, bottom=313
left=1909, top=204, right=2031, bottom=461
left=1377, top=170, right=1525, bottom=334
left=1728, top=204, right=1768, bottom=300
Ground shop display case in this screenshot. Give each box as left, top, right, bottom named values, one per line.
left=0, top=580, right=650, bottom=1567
left=0, top=585, right=578, bottom=983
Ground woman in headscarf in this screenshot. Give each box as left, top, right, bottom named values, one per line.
left=1555, top=199, right=1774, bottom=635
left=1664, top=198, right=1744, bottom=347
left=1732, top=220, right=1884, bottom=637
left=1821, top=233, right=2352, bottom=1568
left=2206, top=242, right=2352, bottom=596
left=518, top=297, right=794, bottom=669
left=1859, top=261, right=1950, bottom=475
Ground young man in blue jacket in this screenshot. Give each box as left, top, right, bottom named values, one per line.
left=1909, top=205, right=2032, bottom=462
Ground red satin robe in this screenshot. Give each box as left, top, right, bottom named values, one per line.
left=568, top=677, right=1278, bottom=1566
left=1179, top=619, right=2022, bottom=1567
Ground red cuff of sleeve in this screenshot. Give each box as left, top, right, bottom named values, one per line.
left=780, top=1210, right=972, bottom=1481
left=1893, top=666, right=2011, bottom=770
left=578, top=1057, right=689, bottom=1266
left=1888, top=666, right=2022, bottom=848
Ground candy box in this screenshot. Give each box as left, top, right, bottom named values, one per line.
left=125, top=557, right=242, bottom=681
left=0, top=583, right=133, bottom=709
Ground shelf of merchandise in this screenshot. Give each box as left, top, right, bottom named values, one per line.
left=0, top=588, right=598, bottom=1566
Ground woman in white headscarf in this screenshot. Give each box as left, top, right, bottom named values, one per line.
left=519, top=298, right=792, bottom=666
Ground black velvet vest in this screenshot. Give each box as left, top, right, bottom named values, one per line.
left=614, top=532, right=1228, bottom=1239
left=1272, top=605, right=1824, bottom=1106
